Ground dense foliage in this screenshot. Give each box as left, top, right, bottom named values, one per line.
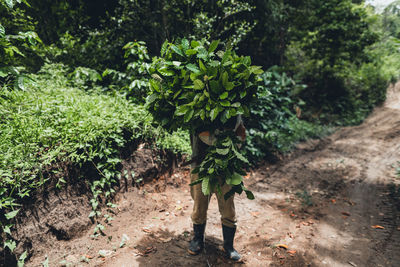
left=1, top=0, right=399, bottom=263
left=0, top=0, right=42, bottom=89
left=0, top=64, right=190, bottom=254
left=147, top=39, right=262, bottom=198
left=147, top=39, right=262, bottom=132
left=245, top=69, right=328, bottom=161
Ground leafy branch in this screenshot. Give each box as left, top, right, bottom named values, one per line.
left=146, top=38, right=262, bottom=199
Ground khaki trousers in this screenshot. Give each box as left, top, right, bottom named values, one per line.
left=190, top=173, right=237, bottom=228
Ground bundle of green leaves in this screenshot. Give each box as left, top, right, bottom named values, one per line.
left=146, top=39, right=262, bottom=199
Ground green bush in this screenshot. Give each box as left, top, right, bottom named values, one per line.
left=245, top=69, right=328, bottom=162
left=0, top=63, right=189, bottom=252
left=0, top=0, right=43, bottom=89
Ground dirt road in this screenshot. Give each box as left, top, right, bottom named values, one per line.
left=28, top=84, right=400, bottom=267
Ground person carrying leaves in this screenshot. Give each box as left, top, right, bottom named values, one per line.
left=146, top=38, right=262, bottom=262
left=188, top=115, right=246, bottom=261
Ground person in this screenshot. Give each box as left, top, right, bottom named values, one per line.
left=187, top=115, right=246, bottom=261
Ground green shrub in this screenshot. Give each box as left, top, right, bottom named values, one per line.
left=245, top=68, right=328, bottom=162
left=0, top=63, right=189, bottom=252
left=0, top=0, right=43, bottom=89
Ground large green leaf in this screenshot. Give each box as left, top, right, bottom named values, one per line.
left=219, top=92, right=228, bottom=99
left=175, top=105, right=189, bottom=116
left=231, top=102, right=241, bottom=108
left=18, top=251, right=28, bottom=267
left=158, top=67, right=175, bottom=76
left=208, top=40, right=220, bottom=53
left=202, top=177, right=211, bottom=195
left=171, top=45, right=184, bottom=57
left=220, top=100, right=230, bottom=107
left=5, top=0, right=14, bottom=8
left=4, top=240, right=16, bottom=252
left=160, top=40, right=168, bottom=56
left=189, top=177, right=203, bottom=186
left=193, top=79, right=205, bottom=90
left=149, top=79, right=160, bottom=92
left=0, top=68, right=9, bottom=78
left=146, top=94, right=158, bottom=104
left=225, top=82, right=234, bottom=91
left=185, top=49, right=197, bottom=56
left=233, top=148, right=249, bottom=163
left=191, top=40, right=200, bottom=48
left=181, top=39, right=189, bottom=50
left=197, top=48, right=208, bottom=59
left=221, top=71, right=228, bottom=87
left=250, top=66, right=263, bottom=75
left=230, top=172, right=243, bottom=185
left=0, top=24, right=5, bottom=38
left=245, top=189, right=255, bottom=200
left=216, top=148, right=229, bottom=155
left=199, top=59, right=206, bottom=72
left=210, top=107, right=219, bottom=121
left=5, top=209, right=19, bottom=220
left=186, top=64, right=200, bottom=73
left=221, top=50, right=231, bottom=63
left=184, top=109, right=194, bottom=122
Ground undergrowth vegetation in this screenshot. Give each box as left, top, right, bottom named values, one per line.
left=0, top=63, right=190, bottom=253
left=1, top=0, right=400, bottom=264
left=245, top=69, right=329, bottom=162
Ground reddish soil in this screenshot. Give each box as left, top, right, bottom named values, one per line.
left=24, top=83, right=400, bottom=267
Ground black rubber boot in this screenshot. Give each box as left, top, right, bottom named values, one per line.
left=222, top=225, right=241, bottom=261
left=188, top=223, right=205, bottom=255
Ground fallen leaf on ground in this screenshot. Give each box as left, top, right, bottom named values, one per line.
left=276, top=244, right=288, bottom=249
left=176, top=205, right=182, bottom=210
left=83, top=254, right=93, bottom=259
left=331, top=199, right=336, bottom=203
left=371, top=225, right=385, bottom=229
left=341, top=212, right=351, bottom=216
left=142, top=227, right=151, bottom=233
left=144, top=246, right=157, bottom=254
left=288, top=250, right=296, bottom=255
left=251, top=212, right=260, bottom=217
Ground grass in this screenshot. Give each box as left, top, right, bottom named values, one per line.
left=0, top=63, right=190, bottom=252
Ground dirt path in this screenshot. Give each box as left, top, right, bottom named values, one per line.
left=27, top=84, right=400, bottom=267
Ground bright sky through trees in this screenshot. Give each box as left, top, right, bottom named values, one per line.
left=367, top=0, right=394, bottom=7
